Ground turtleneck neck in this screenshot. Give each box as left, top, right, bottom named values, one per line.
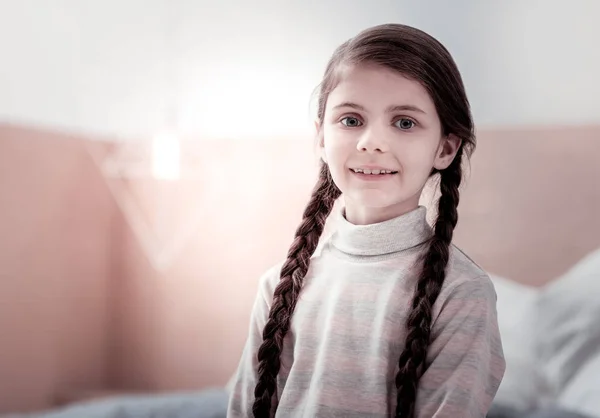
left=329, top=206, right=432, bottom=257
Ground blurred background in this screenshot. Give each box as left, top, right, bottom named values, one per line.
left=0, top=1, right=599, bottom=417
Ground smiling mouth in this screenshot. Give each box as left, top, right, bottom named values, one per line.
left=350, top=168, right=398, bottom=175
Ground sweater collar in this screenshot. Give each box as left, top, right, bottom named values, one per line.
left=330, top=206, right=432, bottom=256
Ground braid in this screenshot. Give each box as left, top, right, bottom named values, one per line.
left=394, top=154, right=463, bottom=418
left=252, top=163, right=341, bottom=417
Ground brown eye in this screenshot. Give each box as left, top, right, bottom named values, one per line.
left=395, top=118, right=415, bottom=130
left=341, top=117, right=363, bottom=127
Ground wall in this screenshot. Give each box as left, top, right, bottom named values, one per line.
left=0, top=124, right=115, bottom=412
left=108, top=138, right=321, bottom=390
left=1, top=1, right=599, bottom=140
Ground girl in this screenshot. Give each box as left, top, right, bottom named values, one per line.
left=227, top=23, right=505, bottom=418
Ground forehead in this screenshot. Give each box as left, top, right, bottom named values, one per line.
left=326, top=64, right=436, bottom=114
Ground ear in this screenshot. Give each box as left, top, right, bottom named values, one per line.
left=315, top=120, right=327, bottom=163
left=433, top=134, right=461, bottom=170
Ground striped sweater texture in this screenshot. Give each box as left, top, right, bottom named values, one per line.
left=228, top=206, right=506, bottom=417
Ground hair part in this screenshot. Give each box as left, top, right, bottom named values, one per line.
left=253, top=23, right=475, bottom=418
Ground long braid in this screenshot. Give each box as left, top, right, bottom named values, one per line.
left=252, top=163, right=340, bottom=417
left=395, top=154, right=463, bottom=418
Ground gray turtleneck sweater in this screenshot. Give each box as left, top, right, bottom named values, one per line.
left=227, top=206, right=505, bottom=417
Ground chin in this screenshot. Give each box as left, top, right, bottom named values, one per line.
left=346, top=190, right=402, bottom=209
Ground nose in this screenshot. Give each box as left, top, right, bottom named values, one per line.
left=356, top=128, right=389, bottom=153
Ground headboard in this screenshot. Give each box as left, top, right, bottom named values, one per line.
left=449, top=125, right=600, bottom=287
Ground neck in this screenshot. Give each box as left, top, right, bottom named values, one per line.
left=344, top=197, right=421, bottom=225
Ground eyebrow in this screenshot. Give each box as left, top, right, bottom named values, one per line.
left=332, top=101, right=426, bottom=114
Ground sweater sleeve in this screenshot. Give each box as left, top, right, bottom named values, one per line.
left=414, top=275, right=506, bottom=418
left=227, top=265, right=279, bottom=418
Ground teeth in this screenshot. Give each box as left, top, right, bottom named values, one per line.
left=351, top=168, right=396, bottom=175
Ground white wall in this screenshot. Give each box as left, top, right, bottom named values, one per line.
left=1, top=0, right=599, bottom=140
left=0, top=0, right=168, bottom=139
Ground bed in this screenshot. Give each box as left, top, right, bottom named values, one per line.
left=486, top=247, right=600, bottom=418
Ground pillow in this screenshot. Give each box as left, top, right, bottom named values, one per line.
left=534, top=247, right=600, bottom=399
left=487, top=403, right=596, bottom=418
left=558, top=350, right=600, bottom=418
left=489, top=273, right=542, bottom=411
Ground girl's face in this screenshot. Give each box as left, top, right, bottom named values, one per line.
left=318, top=64, right=461, bottom=225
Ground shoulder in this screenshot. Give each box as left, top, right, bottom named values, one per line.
left=253, top=261, right=285, bottom=309
left=438, top=244, right=497, bottom=304
left=449, top=244, right=488, bottom=281
left=255, top=249, right=326, bottom=307
left=430, top=246, right=500, bottom=338
left=258, top=242, right=330, bottom=290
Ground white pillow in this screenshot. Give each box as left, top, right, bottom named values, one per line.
left=489, top=273, right=542, bottom=410
left=534, top=247, right=600, bottom=400
left=558, top=348, right=600, bottom=418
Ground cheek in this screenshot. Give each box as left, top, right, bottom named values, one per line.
left=403, top=150, right=433, bottom=168
left=323, top=129, right=353, bottom=167
left=324, top=146, right=350, bottom=186
left=393, top=143, right=437, bottom=177
left=322, top=137, right=354, bottom=190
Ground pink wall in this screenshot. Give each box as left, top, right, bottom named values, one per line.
left=108, top=140, right=322, bottom=391
left=0, top=125, right=115, bottom=412
left=453, top=127, right=600, bottom=287
left=1, top=122, right=599, bottom=413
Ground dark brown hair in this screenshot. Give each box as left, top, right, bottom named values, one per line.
left=252, top=23, right=475, bottom=418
